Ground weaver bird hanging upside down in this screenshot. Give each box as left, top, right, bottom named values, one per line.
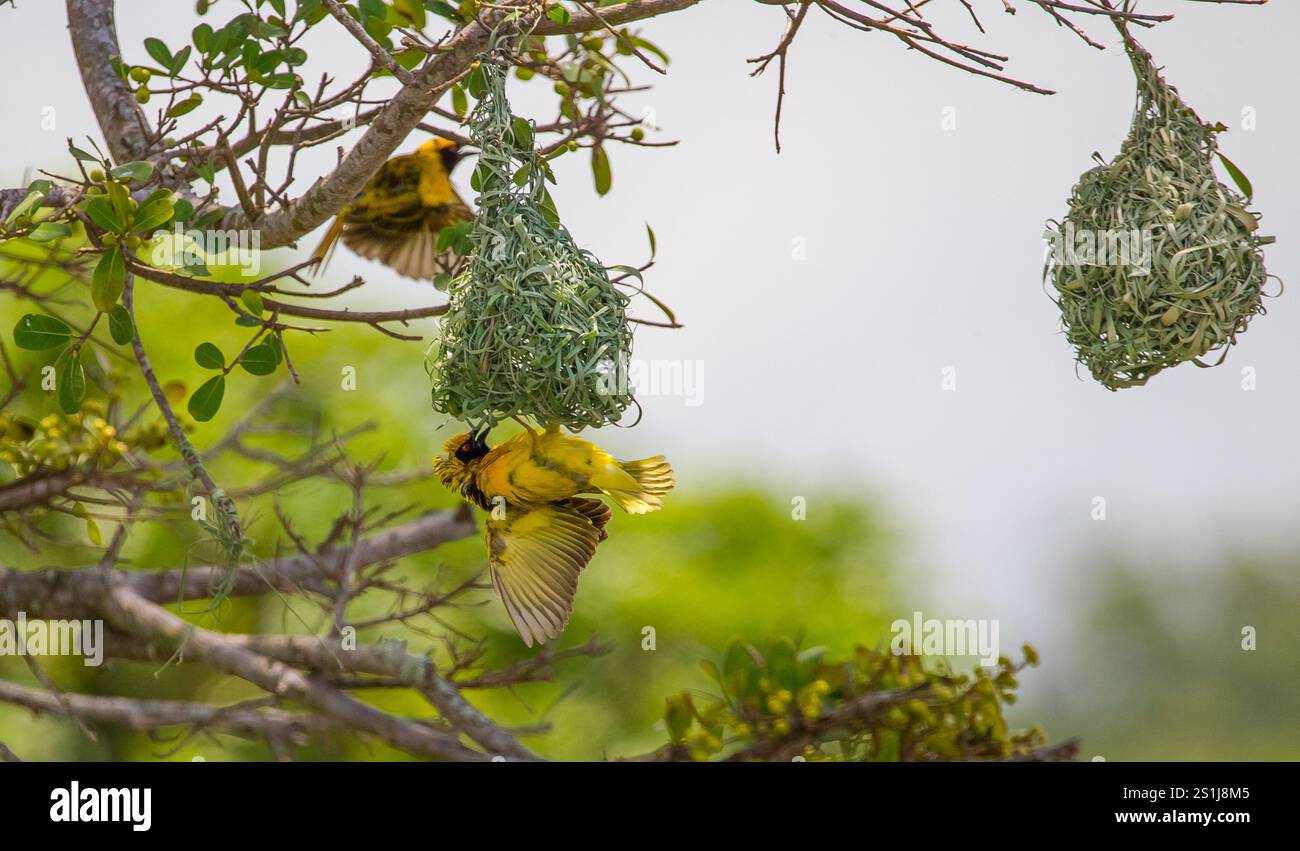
left=311, top=137, right=473, bottom=280
left=433, top=424, right=674, bottom=646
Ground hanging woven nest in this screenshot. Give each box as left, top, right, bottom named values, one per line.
left=428, top=52, right=634, bottom=431
left=1045, top=30, right=1275, bottom=390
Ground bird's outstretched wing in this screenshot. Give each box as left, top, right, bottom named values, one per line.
left=485, top=498, right=610, bottom=646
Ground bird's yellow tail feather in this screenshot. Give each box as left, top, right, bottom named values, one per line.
left=310, top=212, right=348, bottom=273
left=606, top=456, right=674, bottom=515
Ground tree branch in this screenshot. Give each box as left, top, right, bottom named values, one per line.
left=0, top=508, right=476, bottom=620
left=66, top=0, right=149, bottom=163
left=137, top=633, right=540, bottom=760
left=321, top=0, right=417, bottom=85
left=123, top=272, right=243, bottom=544
left=99, top=581, right=492, bottom=761
left=0, top=679, right=335, bottom=740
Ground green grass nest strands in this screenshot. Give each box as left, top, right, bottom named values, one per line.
left=1045, top=36, right=1274, bottom=390
left=428, top=55, right=633, bottom=431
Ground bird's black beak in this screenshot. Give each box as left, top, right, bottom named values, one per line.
left=439, top=144, right=466, bottom=174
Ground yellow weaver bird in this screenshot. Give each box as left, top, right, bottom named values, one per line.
left=434, top=424, right=674, bottom=646
left=312, top=137, right=473, bottom=280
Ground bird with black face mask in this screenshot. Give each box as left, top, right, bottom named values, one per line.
left=433, top=424, right=673, bottom=646
left=311, top=137, right=472, bottom=280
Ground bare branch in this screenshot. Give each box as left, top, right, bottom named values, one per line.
left=100, top=582, right=492, bottom=761
left=0, top=508, right=476, bottom=620
left=321, top=0, right=418, bottom=85
left=0, top=679, right=335, bottom=741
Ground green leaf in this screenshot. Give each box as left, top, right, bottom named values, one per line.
left=392, top=0, right=425, bottom=28
left=263, top=72, right=299, bottom=89
left=4, top=187, right=46, bottom=226
left=92, top=246, right=126, bottom=312
left=132, top=193, right=176, bottom=232
left=169, top=45, right=193, bottom=75
left=591, top=144, right=612, bottom=196
left=85, top=197, right=124, bottom=233
left=698, top=659, right=723, bottom=688
left=510, top=116, right=535, bottom=150
left=28, top=222, right=72, bottom=243
left=723, top=638, right=754, bottom=682
left=107, top=305, right=134, bottom=345
left=450, top=83, right=467, bottom=117
left=373, top=49, right=424, bottom=76
left=187, top=375, right=225, bottom=422
left=1218, top=152, right=1253, bottom=200
left=144, top=37, right=174, bottom=69
left=110, top=160, right=155, bottom=184
left=539, top=186, right=560, bottom=228
left=86, top=515, right=103, bottom=547
left=238, top=343, right=279, bottom=376
left=194, top=341, right=225, bottom=369
left=795, top=646, right=827, bottom=684
left=767, top=639, right=797, bottom=690
left=466, top=65, right=487, bottom=99
left=181, top=256, right=212, bottom=277
left=426, top=1, right=459, bottom=23
left=167, top=93, right=204, bottom=118
left=57, top=353, right=86, bottom=415
left=361, top=14, right=392, bottom=45
left=13, top=314, right=73, bottom=350
left=69, top=144, right=100, bottom=162
left=435, top=224, right=456, bottom=252
left=105, top=181, right=133, bottom=223
left=254, top=17, right=288, bottom=38
left=626, top=34, right=670, bottom=65
left=664, top=694, right=693, bottom=743
left=296, top=0, right=327, bottom=24
left=239, top=288, right=264, bottom=317
left=545, top=4, right=571, bottom=26
left=192, top=23, right=214, bottom=53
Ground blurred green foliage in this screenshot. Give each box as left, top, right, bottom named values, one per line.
left=663, top=639, right=1045, bottom=762
left=1043, top=558, right=1300, bottom=761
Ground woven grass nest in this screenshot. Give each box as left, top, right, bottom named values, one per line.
left=1045, top=33, right=1276, bottom=390
left=428, top=54, right=634, bottom=430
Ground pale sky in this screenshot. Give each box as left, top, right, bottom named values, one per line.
left=3, top=1, right=1297, bottom=656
